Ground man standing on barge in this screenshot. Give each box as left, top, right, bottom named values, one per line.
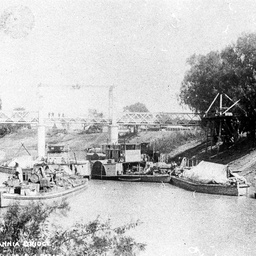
left=14, top=162, right=23, bottom=183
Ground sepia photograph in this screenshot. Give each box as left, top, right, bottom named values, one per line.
left=0, top=0, right=255, bottom=255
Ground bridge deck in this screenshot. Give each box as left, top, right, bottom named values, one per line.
left=0, top=111, right=201, bottom=126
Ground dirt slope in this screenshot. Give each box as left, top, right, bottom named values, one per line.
left=169, top=138, right=256, bottom=187
left=0, top=129, right=108, bottom=162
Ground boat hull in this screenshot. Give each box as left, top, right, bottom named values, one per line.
left=91, top=175, right=119, bottom=181
left=120, top=174, right=170, bottom=183
left=91, top=161, right=171, bottom=182
left=92, top=174, right=171, bottom=183
left=170, top=176, right=249, bottom=196
left=0, top=179, right=88, bottom=208
left=0, top=166, right=32, bottom=175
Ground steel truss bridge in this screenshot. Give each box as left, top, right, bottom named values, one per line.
left=0, top=111, right=201, bottom=126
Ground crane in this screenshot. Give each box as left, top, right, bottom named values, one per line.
left=37, top=83, right=116, bottom=123
left=37, top=83, right=118, bottom=158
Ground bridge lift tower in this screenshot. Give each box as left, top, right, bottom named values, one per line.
left=37, top=84, right=118, bottom=158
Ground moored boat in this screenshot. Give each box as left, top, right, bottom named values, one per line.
left=171, top=176, right=248, bottom=196
left=0, top=144, right=91, bottom=207
left=0, top=144, right=91, bottom=180
left=45, top=144, right=91, bottom=179
left=118, top=174, right=171, bottom=183
left=90, top=143, right=172, bottom=183
left=118, top=177, right=142, bottom=182
left=170, top=160, right=249, bottom=196
left=0, top=177, right=88, bottom=207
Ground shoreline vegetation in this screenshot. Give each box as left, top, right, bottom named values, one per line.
left=0, top=200, right=146, bottom=255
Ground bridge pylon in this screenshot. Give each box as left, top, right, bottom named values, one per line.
left=37, top=84, right=46, bottom=158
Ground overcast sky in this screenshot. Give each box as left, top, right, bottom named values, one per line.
left=1, top=0, right=256, bottom=116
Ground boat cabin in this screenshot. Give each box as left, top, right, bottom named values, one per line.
left=101, top=143, right=142, bottom=163
left=91, top=142, right=166, bottom=179
left=45, top=144, right=91, bottom=178
left=91, top=143, right=145, bottom=179
left=86, top=147, right=106, bottom=161
left=46, top=144, right=70, bottom=164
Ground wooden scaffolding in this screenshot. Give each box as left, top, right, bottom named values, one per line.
left=202, top=93, right=245, bottom=154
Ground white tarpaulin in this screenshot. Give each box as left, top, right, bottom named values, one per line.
left=8, top=156, right=34, bottom=168
left=182, top=161, right=229, bottom=184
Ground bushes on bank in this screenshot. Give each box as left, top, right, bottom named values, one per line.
left=153, top=129, right=205, bottom=154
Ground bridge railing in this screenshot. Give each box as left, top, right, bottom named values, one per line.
left=0, top=111, right=201, bottom=126
left=0, top=111, right=39, bottom=124
left=116, top=112, right=201, bottom=126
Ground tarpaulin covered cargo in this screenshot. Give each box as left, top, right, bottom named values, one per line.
left=8, top=156, right=34, bottom=169
left=182, top=161, right=229, bottom=184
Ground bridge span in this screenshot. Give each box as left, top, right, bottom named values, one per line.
left=0, top=111, right=201, bottom=126
left=0, top=110, right=201, bottom=158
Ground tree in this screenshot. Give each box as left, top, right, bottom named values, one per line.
left=0, top=201, right=146, bottom=255
left=179, top=33, right=256, bottom=140
left=123, top=102, right=149, bottom=112
left=179, top=51, right=226, bottom=114
left=14, top=107, right=26, bottom=111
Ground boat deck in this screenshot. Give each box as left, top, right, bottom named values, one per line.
left=171, top=176, right=249, bottom=196
left=0, top=179, right=88, bottom=207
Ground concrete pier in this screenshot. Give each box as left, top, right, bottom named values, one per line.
left=37, top=123, right=45, bottom=158
left=37, top=85, right=46, bottom=158
left=109, top=125, right=119, bottom=144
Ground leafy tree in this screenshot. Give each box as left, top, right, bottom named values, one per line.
left=0, top=201, right=146, bottom=255
left=179, top=33, right=256, bottom=140
left=180, top=51, right=225, bottom=114
left=0, top=200, right=69, bottom=255
left=123, top=102, right=149, bottom=112
left=88, top=108, right=104, bottom=118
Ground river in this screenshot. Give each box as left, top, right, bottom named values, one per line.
left=1, top=174, right=256, bottom=256
left=62, top=180, right=256, bottom=256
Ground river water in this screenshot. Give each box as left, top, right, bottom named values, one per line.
left=62, top=180, right=256, bottom=256
left=1, top=174, right=256, bottom=256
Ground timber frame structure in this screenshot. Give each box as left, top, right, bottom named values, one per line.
left=202, top=93, right=246, bottom=154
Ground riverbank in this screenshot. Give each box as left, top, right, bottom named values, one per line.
left=0, top=128, right=255, bottom=188
left=168, top=137, right=256, bottom=188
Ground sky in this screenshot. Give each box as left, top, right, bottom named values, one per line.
left=1, top=0, right=256, bottom=117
